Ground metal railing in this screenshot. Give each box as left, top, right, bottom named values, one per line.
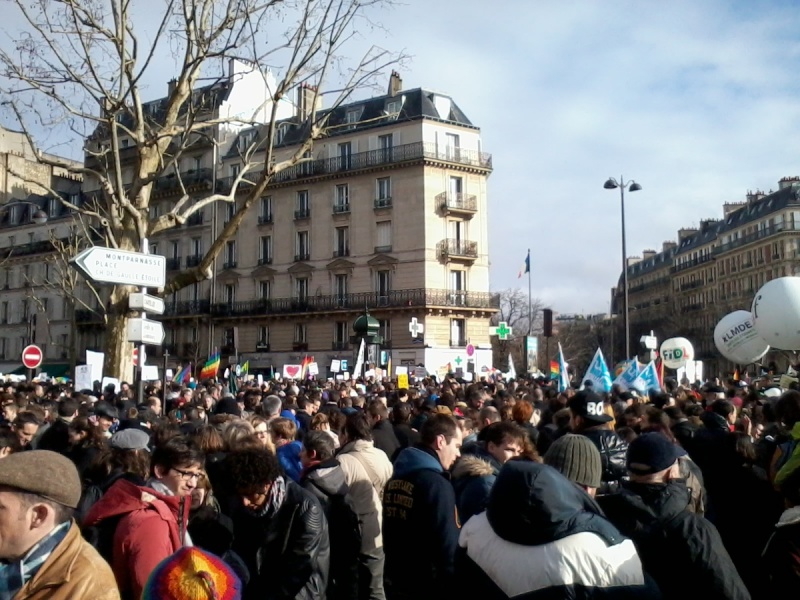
left=671, top=254, right=713, bottom=273
left=374, top=197, right=393, bottom=209
left=258, top=214, right=273, bottom=225
left=155, top=168, right=213, bottom=192
left=186, top=255, right=202, bottom=267
left=186, top=212, right=204, bottom=227
left=270, top=141, right=492, bottom=185
left=437, top=192, right=478, bottom=213
left=438, top=239, right=478, bottom=259
left=166, top=257, right=182, bottom=271
left=713, top=221, right=800, bottom=255
left=332, top=203, right=350, bottom=214
left=294, top=208, right=311, bottom=220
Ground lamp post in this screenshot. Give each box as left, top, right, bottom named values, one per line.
left=603, top=176, right=641, bottom=360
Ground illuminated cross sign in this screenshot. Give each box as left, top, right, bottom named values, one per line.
left=409, top=317, right=425, bottom=338
left=490, top=322, right=513, bottom=340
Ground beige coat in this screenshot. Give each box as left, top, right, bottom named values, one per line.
left=15, top=521, right=120, bottom=600
left=338, top=439, right=393, bottom=552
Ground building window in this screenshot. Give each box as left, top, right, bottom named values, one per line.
left=222, top=327, right=236, bottom=350
left=260, top=196, right=273, bottom=223
left=379, top=318, right=391, bottom=343
left=225, top=240, right=236, bottom=267
left=294, top=323, right=307, bottom=343
left=257, top=326, right=270, bottom=349
left=296, top=190, right=309, bottom=212
left=259, top=236, right=272, bottom=264
left=338, top=142, right=352, bottom=170
left=48, top=198, right=60, bottom=218
left=450, top=270, right=466, bottom=305
left=334, top=274, right=348, bottom=300
left=449, top=175, right=463, bottom=198
left=334, top=227, right=349, bottom=257
left=450, top=318, right=466, bottom=347
left=58, top=334, right=68, bottom=359
left=171, top=240, right=180, bottom=259
left=259, top=281, right=271, bottom=299
left=295, top=278, right=308, bottom=302
left=376, top=270, right=391, bottom=299
left=0, top=302, right=7, bottom=324
left=190, top=326, right=198, bottom=342
left=191, top=237, right=202, bottom=256
left=377, top=177, right=391, bottom=200
left=225, top=202, right=236, bottom=224
left=335, top=184, right=349, bottom=211
left=345, top=109, right=360, bottom=128
left=224, top=284, right=235, bottom=305
left=230, top=164, right=240, bottom=177
left=191, top=283, right=199, bottom=302
left=150, top=243, right=159, bottom=256
left=376, top=221, right=392, bottom=252
left=334, top=321, right=348, bottom=344
left=148, top=204, right=160, bottom=220
left=445, top=133, right=460, bottom=160
left=296, top=231, right=310, bottom=260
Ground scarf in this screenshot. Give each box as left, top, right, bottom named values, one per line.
left=254, top=476, right=287, bottom=518
left=0, top=521, right=70, bottom=600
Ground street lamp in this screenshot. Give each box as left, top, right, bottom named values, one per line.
left=603, top=176, right=641, bottom=360
left=0, top=200, right=49, bottom=225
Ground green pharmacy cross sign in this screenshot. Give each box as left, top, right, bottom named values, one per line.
left=454, top=356, right=463, bottom=366
left=490, top=321, right=513, bottom=340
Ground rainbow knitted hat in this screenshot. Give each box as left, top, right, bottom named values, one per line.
left=142, top=547, right=242, bottom=600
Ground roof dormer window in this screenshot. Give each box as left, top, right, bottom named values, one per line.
left=345, top=108, right=362, bottom=129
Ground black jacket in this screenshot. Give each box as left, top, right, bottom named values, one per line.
left=392, top=422, right=420, bottom=453
left=456, top=461, right=661, bottom=599
left=383, top=445, right=459, bottom=600
left=581, top=427, right=628, bottom=484
left=671, top=419, right=699, bottom=450
left=232, top=480, right=330, bottom=600
left=372, top=420, right=401, bottom=461
left=36, top=418, right=71, bottom=454
left=599, top=480, right=750, bottom=600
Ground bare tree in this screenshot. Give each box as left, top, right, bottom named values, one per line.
left=0, top=0, right=404, bottom=379
left=490, top=288, right=545, bottom=371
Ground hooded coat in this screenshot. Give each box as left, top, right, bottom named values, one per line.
left=457, top=461, right=659, bottom=599
left=383, top=446, right=459, bottom=600
left=763, top=505, right=800, bottom=593
left=599, top=480, right=750, bottom=600
left=451, top=446, right=502, bottom=524
left=83, top=478, right=188, bottom=600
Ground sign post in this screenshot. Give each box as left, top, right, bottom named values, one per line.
left=22, top=344, right=43, bottom=381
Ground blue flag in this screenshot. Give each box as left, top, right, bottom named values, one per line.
left=632, top=361, right=661, bottom=393
left=613, top=359, right=640, bottom=390
left=581, top=348, right=612, bottom=393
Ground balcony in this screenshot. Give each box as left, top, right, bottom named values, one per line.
left=154, top=168, right=214, bottom=196
left=74, top=309, right=104, bottom=326
left=294, top=208, right=311, bottom=220
left=166, top=257, right=182, bottom=271
left=205, top=288, right=499, bottom=318
left=437, top=192, right=478, bottom=216
left=270, top=141, right=492, bottom=185
left=438, top=239, right=478, bottom=262
left=671, top=254, right=713, bottom=273
left=374, top=245, right=392, bottom=254
left=450, top=338, right=467, bottom=348
left=258, top=257, right=273, bottom=265
left=374, top=197, right=393, bottom=209
left=258, top=214, right=273, bottom=225
left=332, top=341, right=350, bottom=351
left=713, top=221, right=800, bottom=255
left=162, top=300, right=211, bottom=316
left=679, top=280, right=705, bottom=292
left=256, top=342, right=270, bottom=352
left=332, top=203, right=350, bottom=215
left=186, top=212, right=204, bottom=227
left=186, top=254, right=202, bottom=268
left=333, top=248, right=350, bottom=258
left=293, top=341, right=309, bottom=351
left=0, top=240, right=56, bottom=259
left=294, top=252, right=310, bottom=261
left=223, top=260, right=238, bottom=269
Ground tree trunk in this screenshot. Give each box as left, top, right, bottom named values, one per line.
left=104, top=284, right=135, bottom=382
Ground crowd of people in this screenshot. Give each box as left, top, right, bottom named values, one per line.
left=0, top=371, right=798, bottom=599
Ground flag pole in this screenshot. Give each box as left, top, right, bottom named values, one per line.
left=527, top=248, right=532, bottom=335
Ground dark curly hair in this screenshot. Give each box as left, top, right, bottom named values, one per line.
left=226, top=448, right=282, bottom=491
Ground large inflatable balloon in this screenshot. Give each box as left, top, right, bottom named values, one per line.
left=714, top=310, right=769, bottom=363
left=752, top=277, right=800, bottom=350
left=660, top=337, right=694, bottom=369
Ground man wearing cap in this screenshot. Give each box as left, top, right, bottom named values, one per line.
left=0, top=450, right=119, bottom=599
left=568, top=390, right=628, bottom=488
left=599, top=433, right=750, bottom=600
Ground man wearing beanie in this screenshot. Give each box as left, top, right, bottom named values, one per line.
left=544, top=433, right=603, bottom=497
left=598, top=433, right=750, bottom=600
left=0, top=450, right=119, bottom=599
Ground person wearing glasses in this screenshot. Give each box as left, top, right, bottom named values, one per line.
left=83, top=437, right=206, bottom=599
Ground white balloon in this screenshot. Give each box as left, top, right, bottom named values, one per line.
left=660, top=337, right=694, bottom=369
left=714, top=310, right=769, bottom=363
left=752, top=277, right=800, bottom=350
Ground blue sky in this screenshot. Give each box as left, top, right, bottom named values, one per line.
left=4, top=0, right=800, bottom=315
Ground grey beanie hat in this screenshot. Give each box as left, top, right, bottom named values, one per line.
left=544, top=433, right=602, bottom=489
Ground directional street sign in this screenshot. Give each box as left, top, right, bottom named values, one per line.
left=129, top=292, right=166, bottom=315
left=127, top=318, right=165, bottom=345
left=71, top=247, right=166, bottom=288
left=21, top=345, right=43, bottom=369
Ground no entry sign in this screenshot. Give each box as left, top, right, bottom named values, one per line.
left=22, top=345, right=43, bottom=370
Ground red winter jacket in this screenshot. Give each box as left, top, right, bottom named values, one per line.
left=83, top=478, right=188, bottom=599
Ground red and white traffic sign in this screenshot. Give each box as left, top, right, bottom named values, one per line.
left=22, top=345, right=43, bottom=370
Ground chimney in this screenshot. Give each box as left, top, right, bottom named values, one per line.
left=746, top=189, right=766, bottom=205
left=642, top=249, right=656, bottom=260
left=699, top=218, right=718, bottom=233
left=388, top=71, right=402, bottom=97
left=168, top=78, right=177, bottom=96
left=677, top=227, right=698, bottom=242
left=779, top=176, right=800, bottom=190
left=662, top=241, right=677, bottom=253
left=296, top=83, right=317, bottom=122
left=723, top=201, right=746, bottom=216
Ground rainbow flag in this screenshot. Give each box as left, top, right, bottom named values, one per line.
left=550, top=360, right=559, bottom=379
left=174, top=364, right=191, bottom=385
left=200, top=351, right=220, bottom=381
left=300, top=355, right=314, bottom=379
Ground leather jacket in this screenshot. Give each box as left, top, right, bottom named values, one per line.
left=581, top=428, right=628, bottom=484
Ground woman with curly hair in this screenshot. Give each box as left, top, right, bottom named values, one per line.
left=67, top=416, right=108, bottom=480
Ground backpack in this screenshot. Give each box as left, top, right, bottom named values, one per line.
left=82, top=514, right=123, bottom=562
